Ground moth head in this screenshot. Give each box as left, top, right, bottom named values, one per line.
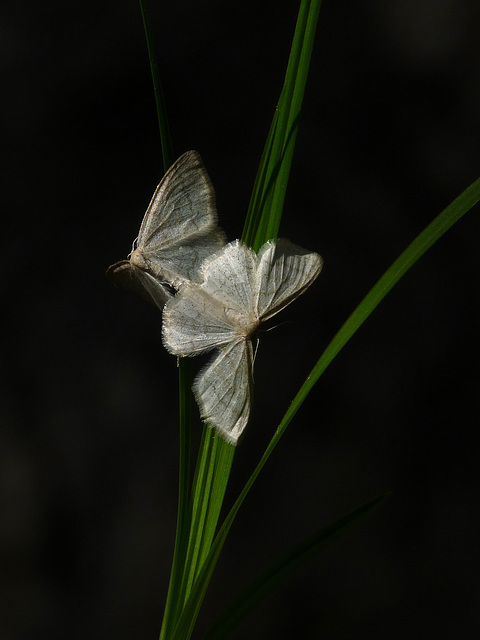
left=129, top=247, right=148, bottom=271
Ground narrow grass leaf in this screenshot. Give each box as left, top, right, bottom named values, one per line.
left=272, top=175, right=480, bottom=445
left=242, top=0, right=323, bottom=250
left=204, top=494, right=388, bottom=640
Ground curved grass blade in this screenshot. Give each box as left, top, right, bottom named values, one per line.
left=242, top=0, right=323, bottom=250
left=222, top=177, right=480, bottom=556
left=272, top=174, right=480, bottom=445
left=204, top=494, right=388, bottom=640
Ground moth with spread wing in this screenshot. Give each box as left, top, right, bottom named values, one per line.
left=162, top=239, right=323, bottom=444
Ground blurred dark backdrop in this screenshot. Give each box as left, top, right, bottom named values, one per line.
left=2, top=1, right=479, bottom=638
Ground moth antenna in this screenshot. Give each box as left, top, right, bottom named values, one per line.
left=263, top=319, right=293, bottom=333
left=252, top=336, right=260, bottom=366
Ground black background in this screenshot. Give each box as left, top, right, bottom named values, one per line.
left=2, top=1, right=480, bottom=638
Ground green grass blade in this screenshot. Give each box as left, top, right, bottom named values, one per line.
left=272, top=175, right=480, bottom=444
left=139, top=0, right=173, bottom=170
left=204, top=494, right=388, bottom=640
left=242, top=0, right=323, bottom=250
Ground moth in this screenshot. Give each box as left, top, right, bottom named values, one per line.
left=107, top=150, right=226, bottom=308
left=162, top=239, right=323, bottom=444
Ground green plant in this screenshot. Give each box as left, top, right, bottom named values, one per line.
left=117, top=2, right=480, bottom=638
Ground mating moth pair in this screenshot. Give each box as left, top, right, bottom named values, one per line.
left=107, top=151, right=322, bottom=444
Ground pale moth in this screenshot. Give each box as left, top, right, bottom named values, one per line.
left=162, top=239, right=323, bottom=445
left=107, top=151, right=226, bottom=308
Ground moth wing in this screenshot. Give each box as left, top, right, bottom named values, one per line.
left=255, top=239, right=323, bottom=321
left=162, top=282, right=240, bottom=356
left=106, top=261, right=171, bottom=309
left=137, top=150, right=219, bottom=254
left=198, top=240, right=258, bottom=312
left=193, top=338, right=254, bottom=445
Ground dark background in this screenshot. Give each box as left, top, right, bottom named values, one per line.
left=2, top=0, right=479, bottom=638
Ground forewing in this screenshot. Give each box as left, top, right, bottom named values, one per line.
left=193, top=338, right=254, bottom=445
left=199, top=240, right=258, bottom=313
left=162, top=283, right=239, bottom=356
left=137, top=150, right=219, bottom=253
left=255, top=239, right=323, bottom=321
left=106, top=261, right=171, bottom=309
